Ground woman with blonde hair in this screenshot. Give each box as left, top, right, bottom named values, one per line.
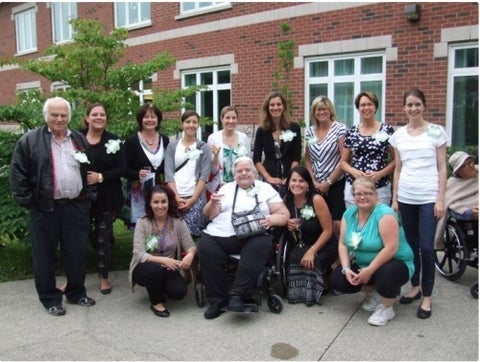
left=304, top=95, right=347, bottom=239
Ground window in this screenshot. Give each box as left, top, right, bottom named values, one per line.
left=447, top=44, right=478, bottom=147
left=182, top=68, right=231, bottom=140
left=305, top=53, right=385, bottom=128
left=132, top=77, right=154, bottom=104
left=13, top=5, right=37, bottom=55
left=51, top=2, right=77, bottom=43
left=180, top=2, right=230, bottom=15
left=115, top=2, right=151, bottom=29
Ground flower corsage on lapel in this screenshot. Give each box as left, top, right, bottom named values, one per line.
left=426, top=124, right=443, bottom=139
left=72, top=150, right=90, bottom=164
left=185, top=148, right=203, bottom=160
left=371, top=130, right=390, bottom=143
left=279, top=129, right=297, bottom=142
left=246, top=185, right=260, bottom=197
left=105, top=139, right=123, bottom=154
left=233, top=144, right=248, bottom=157
left=300, top=205, right=315, bottom=220
left=349, top=231, right=362, bottom=250
left=305, top=134, right=317, bottom=146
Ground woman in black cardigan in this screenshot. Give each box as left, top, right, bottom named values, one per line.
left=253, top=91, right=302, bottom=197
left=124, top=103, right=169, bottom=230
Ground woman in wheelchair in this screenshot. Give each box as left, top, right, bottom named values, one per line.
left=328, top=177, right=414, bottom=326
left=435, top=151, right=478, bottom=246
left=284, top=166, right=338, bottom=306
left=199, top=156, right=289, bottom=319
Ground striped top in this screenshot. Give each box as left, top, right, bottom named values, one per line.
left=305, top=121, right=346, bottom=182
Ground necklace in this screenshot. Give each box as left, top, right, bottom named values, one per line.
left=140, top=132, right=157, bottom=146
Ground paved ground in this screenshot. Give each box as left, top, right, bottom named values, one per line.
left=0, top=267, right=478, bottom=361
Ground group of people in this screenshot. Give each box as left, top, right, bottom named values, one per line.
left=9, top=88, right=477, bottom=328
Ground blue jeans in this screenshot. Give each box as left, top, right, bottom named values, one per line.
left=398, top=202, right=437, bottom=296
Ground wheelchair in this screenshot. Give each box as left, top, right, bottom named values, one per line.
left=193, top=230, right=288, bottom=314
left=434, top=215, right=478, bottom=298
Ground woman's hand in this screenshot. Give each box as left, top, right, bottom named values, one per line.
left=352, top=266, right=373, bottom=285
left=162, top=257, right=182, bottom=271
left=300, top=249, right=315, bottom=270
left=365, top=170, right=381, bottom=183
left=314, top=181, right=330, bottom=195
left=177, top=197, right=189, bottom=211
left=179, top=253, right=194, bottom=270
left=344, top=268, right=359, bottom=285
left=268, top=176, right=284, bottom=186
left=286, top=218, right=300, bottom=232
left=434, top=200, right=445, bottom=220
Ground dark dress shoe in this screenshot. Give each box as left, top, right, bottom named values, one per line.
left=47, top=305, right=66, bottom=316
left=204, top=300, right=227, bottom=319
left=227, top=295, right=245, bottom=312
left=100, top=287, right=112, bottom=295
left=150, top=305, right=170, bottom=318
left=417, top=306, right=432, bottom=319
left=71, top=296, right=96, bottom=307
left=399, top=291, right=422, bottom=305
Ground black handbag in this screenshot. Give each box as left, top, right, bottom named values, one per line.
left=231, top=184, right=267, bottom=239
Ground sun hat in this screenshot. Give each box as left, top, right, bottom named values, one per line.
left=449, top=151, right=474, bottom=176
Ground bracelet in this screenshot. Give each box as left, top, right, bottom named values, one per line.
left=98, top=173, right=104, bottom=183
left=325, top=178, right=332, bottom=185
left=341, top=266, right=351, bottom=275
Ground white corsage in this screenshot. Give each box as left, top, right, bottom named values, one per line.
left=279, top=130, right=297, bottom=142
left=349, top=231, right=362, bottom=250
left=305, top=135, right=317, bottom=146
left=246, top=185, right=260, bottom=197
left=426, top=124, right=442, bottom=139
left=185, top=148, right=203, bottom=160
left=300, top=205, right=315, bottom=220
left=371, top=130, right=390, bottom=143
left=72, top=151, right=90, bottom=164
left=145, top=235, right=159, bottom=252
left=105, top=139, right=123, bottom=154
left=233, top=144, right=248, bottom=157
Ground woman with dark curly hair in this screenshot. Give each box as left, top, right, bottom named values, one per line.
left=129, top=185, right=197, bottom=318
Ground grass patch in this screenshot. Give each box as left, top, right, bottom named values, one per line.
left=0, top=220, right=133, bottom=283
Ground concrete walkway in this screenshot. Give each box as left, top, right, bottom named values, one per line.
left=0, top=267, right=477, bottom=361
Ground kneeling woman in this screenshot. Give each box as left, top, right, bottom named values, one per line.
left=284, top=166, right=338, bottom=306
left=329, top=177, right=414, bottom=326
left=199, top=156, right=290, bottom=319
left=129, top=185, right=197, bottom=317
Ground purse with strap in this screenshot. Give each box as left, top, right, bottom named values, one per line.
left=231, top=184, right=267, bottom=239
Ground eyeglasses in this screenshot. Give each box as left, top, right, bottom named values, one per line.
left=353, top=191, right=375, bottom=198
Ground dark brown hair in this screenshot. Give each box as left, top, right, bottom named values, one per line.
left=136, top=103, right=163, bottom=131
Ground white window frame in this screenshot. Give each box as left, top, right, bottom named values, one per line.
left=177, top=2, right=231, bottom=19
left=181, top=66, right=231, bottom=136
left=51, top=2, right=77, bottom=44
left=305, top=52, right=386, bottom=128
left=12, top=4, right=37, bottom=55
left=114, top=2, right=151, bottom=30
left=446, top=42, right=479, bottom=147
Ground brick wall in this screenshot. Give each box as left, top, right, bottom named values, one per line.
left=0, top=2, right=478, bottom=129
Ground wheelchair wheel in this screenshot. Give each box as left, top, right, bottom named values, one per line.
left=470, top=282, right=478, bottom=299
left=267, top=294, right=283, bottom=314
left=194, top=281, right=205, bottom=307
left=273, top=233, right=289, bottom=298
left=435, top=220, right=468, bottom=281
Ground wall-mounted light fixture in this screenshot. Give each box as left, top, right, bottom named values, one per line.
left=404, top=3, right=421, bottom=21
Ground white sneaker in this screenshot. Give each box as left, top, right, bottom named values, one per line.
left=368, top=304, right=395, bottom=326
left=362, top=291, right=381, bottom=312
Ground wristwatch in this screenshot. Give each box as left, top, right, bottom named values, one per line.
left=341, top=266, right=351, bottom=275
left=98, top=173, right=104, bottom=183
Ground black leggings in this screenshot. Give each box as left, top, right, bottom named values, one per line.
left=328, top=259, right=409, bottom=298
left=132, top=262, right=187, bottom=305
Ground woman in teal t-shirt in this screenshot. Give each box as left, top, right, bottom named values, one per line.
left=329, top=177, right=414, bottom=327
